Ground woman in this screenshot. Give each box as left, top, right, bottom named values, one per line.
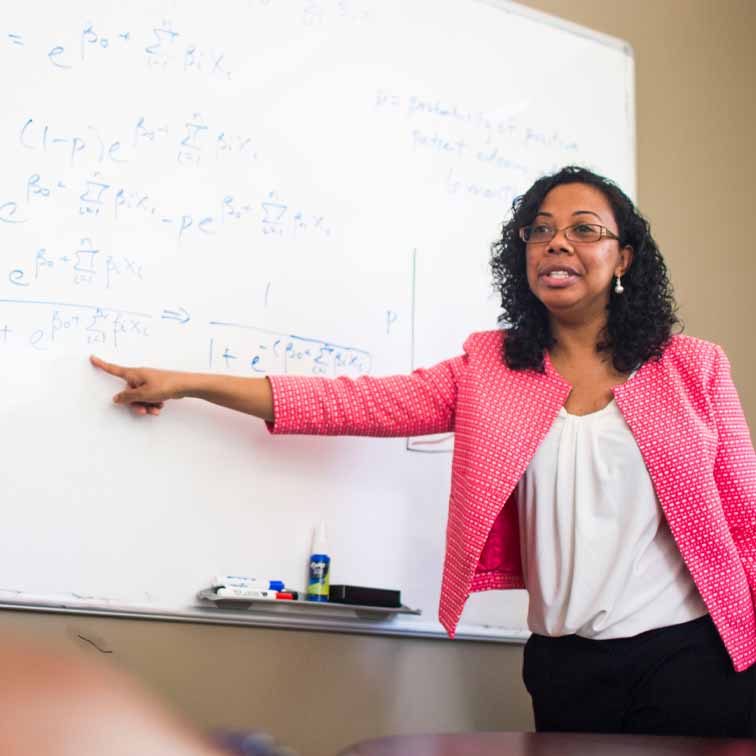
left=92, top=166, right=756, bottom=737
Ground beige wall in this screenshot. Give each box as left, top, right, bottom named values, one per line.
left=2, top=3, right=754, bottom=756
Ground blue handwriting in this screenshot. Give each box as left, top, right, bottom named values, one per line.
left=208, top=323, right=371, bottom=378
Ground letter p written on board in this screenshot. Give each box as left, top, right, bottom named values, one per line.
left=386, top=310, right=398, bottom=335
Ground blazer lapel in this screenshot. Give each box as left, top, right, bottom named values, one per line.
left=459, top=352, right=572, bottom=518
left=613, top=356, right=718, bottom=531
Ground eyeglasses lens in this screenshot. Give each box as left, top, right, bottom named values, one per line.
left=521, top=224, right=602, bottom=243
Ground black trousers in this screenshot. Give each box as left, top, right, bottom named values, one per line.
left=522, top=614, right=756, bottom=737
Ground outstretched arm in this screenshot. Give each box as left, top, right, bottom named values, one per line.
left=92, top=332, right=479, bottom=435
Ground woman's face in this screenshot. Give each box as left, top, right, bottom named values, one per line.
left=525, top=182, right=633, bottom=323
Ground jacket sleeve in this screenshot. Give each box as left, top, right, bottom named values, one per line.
left=710, top=345, right=756, bottom=597
left=265, top=338, right=473, bottom=437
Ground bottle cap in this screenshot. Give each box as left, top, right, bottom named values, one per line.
left=311, top=521, right=329, bottom=555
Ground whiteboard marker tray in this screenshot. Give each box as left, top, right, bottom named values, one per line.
left=196, top=590, right=420, bottom=621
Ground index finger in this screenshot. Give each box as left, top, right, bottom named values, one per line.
left=90, top=354, right=129, bottom=379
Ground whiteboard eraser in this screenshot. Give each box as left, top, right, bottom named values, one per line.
left=328, top=585, right=401, bottom=608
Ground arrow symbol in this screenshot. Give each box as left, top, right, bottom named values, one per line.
left=161, top=307, right=190, bottom=324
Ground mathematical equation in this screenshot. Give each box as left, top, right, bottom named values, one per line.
left=11, top=168, right=333, bottom=244
left=18, top=114, right=256, bottom=169
left=209, top=323, right=372, bottom=378
left=7, top=238, right=144, bottom=293
left=3, top=1, right=374, bottom=77
left=0, top=299, right=373, bottom=380
left=0, top=299, right=151, bottom=351
left=4, top=18, right=233, bottom=80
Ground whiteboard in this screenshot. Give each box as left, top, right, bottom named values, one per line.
left=0, top=0, right=634, bottom=640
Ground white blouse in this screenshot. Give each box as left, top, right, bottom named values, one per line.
left=517, top=398, right=708, bottom=639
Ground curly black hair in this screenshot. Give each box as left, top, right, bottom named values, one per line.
left=490, top=165, right=681, bottom=374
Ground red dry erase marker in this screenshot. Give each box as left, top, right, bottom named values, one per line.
left=276, top=591, right=297, bottom=600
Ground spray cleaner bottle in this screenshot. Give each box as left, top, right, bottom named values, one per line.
left=306, top=521, right=330, bottom=602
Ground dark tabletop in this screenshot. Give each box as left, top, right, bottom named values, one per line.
left=338, top=731, right=756, bottom=756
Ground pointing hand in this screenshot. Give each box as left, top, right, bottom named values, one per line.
left=90, top=355, right=187, bottom=416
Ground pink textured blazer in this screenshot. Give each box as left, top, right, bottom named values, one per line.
left=268, top=331, right=756, bottom=672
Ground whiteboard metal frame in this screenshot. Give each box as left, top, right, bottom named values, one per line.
left=477, top=0, right=635, bottom=54
left=0, top=600, right=529, bottom=644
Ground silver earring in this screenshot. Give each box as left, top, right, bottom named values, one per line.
left=614, top=275, right=624, bottom=294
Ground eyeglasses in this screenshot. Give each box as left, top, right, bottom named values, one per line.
left=519, top=223, right=620, bottom=244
